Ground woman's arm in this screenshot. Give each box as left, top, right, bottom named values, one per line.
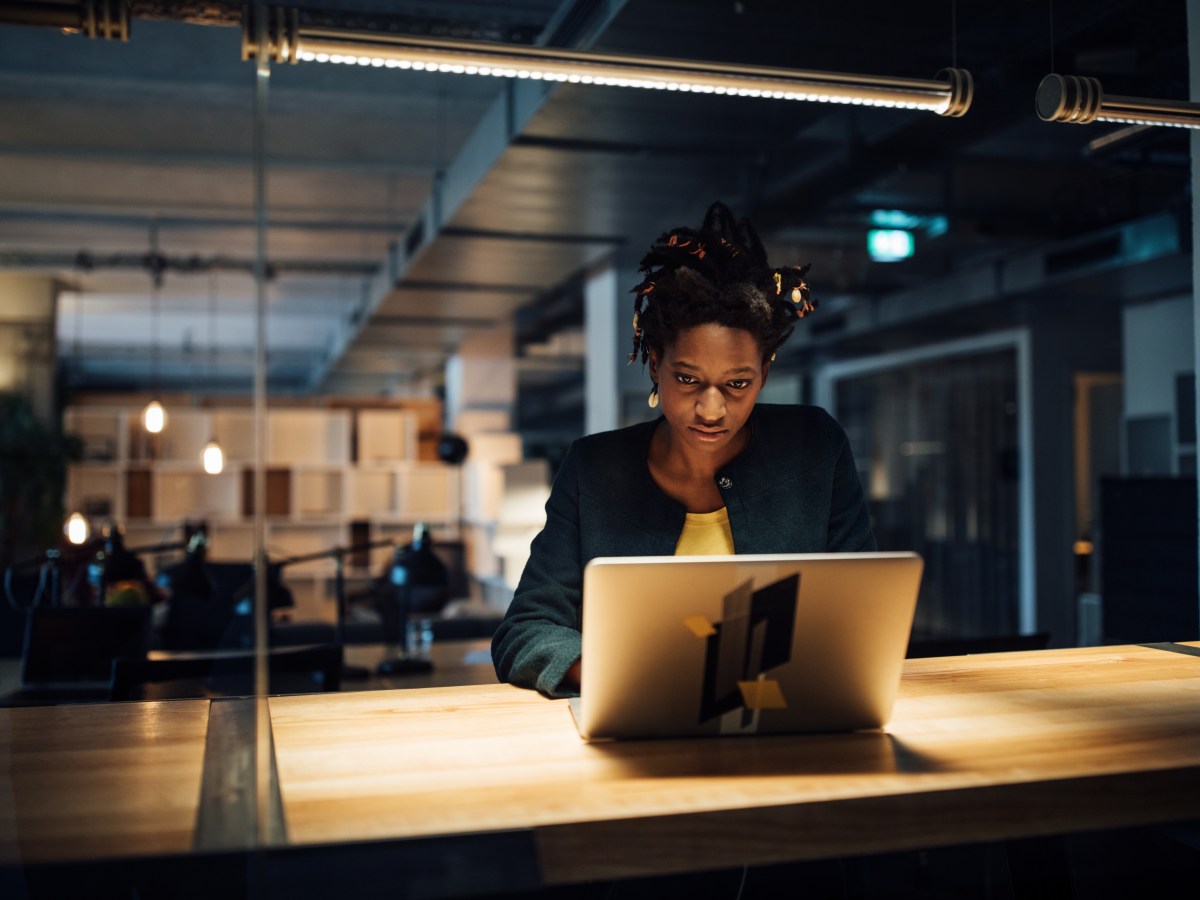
left=491, top=445, right=587, bottom=697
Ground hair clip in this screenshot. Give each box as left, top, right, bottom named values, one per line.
left=773, top=272, right=782, bottom=295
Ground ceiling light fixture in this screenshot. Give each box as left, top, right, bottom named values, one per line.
left=1036, top=74, right=1200, bottom=130
left=243, top=13, right=972, bottom=117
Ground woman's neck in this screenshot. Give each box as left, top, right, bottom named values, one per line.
left=646, top=419, right=751, bottom=517
left=652, top=421, right=748, bottom=480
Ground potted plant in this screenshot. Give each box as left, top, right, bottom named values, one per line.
left=0, top=392, right=78, bottom=567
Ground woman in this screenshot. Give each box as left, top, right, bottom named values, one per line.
left=492, top=201, right=875, bottom=697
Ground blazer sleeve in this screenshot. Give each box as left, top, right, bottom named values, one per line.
left=491, top=443, right=585, bottom=697
left=824, top=411, right=877, bottom=552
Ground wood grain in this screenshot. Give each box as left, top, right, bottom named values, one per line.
left=0, top=699, right=210, bottom=864
left=4, top=643, right=1197, bottom=886
left=267, top=644, right=1200, bottom=884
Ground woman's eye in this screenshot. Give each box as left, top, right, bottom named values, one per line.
left=675, top=374, right=697, bottom=384
left=727, top=380, right=749, bottom=390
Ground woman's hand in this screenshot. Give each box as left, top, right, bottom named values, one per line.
left=563, top=659, right=581, bottom=690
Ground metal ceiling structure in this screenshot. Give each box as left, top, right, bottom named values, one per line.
left=0, top=0, right=1192, bottom=399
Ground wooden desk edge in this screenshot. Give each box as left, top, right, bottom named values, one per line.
left=535, top=765, right=1200, bottom=885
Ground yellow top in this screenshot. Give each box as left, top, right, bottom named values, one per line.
left=673, top=507, right=734, bottom=556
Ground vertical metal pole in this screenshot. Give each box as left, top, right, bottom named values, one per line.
left=1189, top=0, right=1200, bottom=635
left=252, top=4, right=272, bottom=849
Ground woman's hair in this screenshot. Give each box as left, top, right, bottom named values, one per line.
left=629, top=201, right=816, bottom=367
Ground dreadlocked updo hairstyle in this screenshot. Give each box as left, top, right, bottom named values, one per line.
left=629, top=201, right=816, bottom=368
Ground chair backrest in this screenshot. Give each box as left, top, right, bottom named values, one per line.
left=110, top=643, right=343, bottom=701
left=22, top=606, right=151, bottom=688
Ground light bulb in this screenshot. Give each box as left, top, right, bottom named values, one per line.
left=64, top=512, right=90, bottom=545
left=143, top=400, right=166, bottom=434
left=202, top=439, right=225, bottom=475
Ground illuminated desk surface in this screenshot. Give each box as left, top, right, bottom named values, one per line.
left=269, top=642, right=1200, bottom=884
left=1, top=642, right=1198, bottom=893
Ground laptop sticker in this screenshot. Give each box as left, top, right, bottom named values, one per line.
left=694, top=573, right=799, bottom=729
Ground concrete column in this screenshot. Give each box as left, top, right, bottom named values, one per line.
left=0, top=274, right=58, bottom=426
left=584, top=262, right=619, bottom=436
left=584, top=259, right=659, bottom=434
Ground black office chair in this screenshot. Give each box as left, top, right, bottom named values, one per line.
left=109, top=642, right=343, bottom=701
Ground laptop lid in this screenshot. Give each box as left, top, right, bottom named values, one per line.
left=21, top=606, right=153, bottom=691
left=573, top=552, right=923, bottom=741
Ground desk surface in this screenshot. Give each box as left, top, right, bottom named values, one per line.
left=0, top=698, right=210, bottom=865
left=2, top=642, right=1198, bottom=890
left=269, top=642, right=1200, bottom=883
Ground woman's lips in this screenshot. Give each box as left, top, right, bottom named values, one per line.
left=689, top=426, right=727, bottom=441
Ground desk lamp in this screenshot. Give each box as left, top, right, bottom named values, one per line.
left=376, top=523, right=442, bottom=676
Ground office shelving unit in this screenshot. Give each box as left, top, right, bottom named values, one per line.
left=63, top=404, right=459, bottom=621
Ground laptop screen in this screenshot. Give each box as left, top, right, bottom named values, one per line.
left=21, top=606, right=152, bottom=688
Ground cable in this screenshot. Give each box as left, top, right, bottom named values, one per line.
left=4, top=561, right=50, bottom=612
left=734, top=864, right=749, bottom=900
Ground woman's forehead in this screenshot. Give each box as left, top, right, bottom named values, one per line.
left=663, top=323, right=761, bottom=362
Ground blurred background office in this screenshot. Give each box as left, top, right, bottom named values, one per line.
left=0, top=0, right=1197, bottom=666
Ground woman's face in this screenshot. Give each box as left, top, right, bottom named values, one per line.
left=649, top=323, right=769, bottom=457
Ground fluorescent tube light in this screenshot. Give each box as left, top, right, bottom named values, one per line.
left=244, top=17, right=972, bottom=117
left=1037, top=74, right=1200, bottom=130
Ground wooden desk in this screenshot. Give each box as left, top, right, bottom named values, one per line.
left=0, top=699, right=209, bottom=865
left=1, top=643, right=1197, bottom=896
left=268, top=643, right=1200, bottom=887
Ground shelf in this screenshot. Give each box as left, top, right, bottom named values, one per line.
left=357, top=409, right=418, bottom=463
left=268, top=410, right=351, bottom=466
left=58, top=403, right=529, bottom=617
left=152, top=469, right=239, bottom=522
left=292, top=468, right=345, bottom=519
left=395, top=463, right=459, bottom=523
left=128, top=408, right=211, bottom=464
left=346, top=467, right=396, bottom=517
left=65, top=407, right=126, bottom=463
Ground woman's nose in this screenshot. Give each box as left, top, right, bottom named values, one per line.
left=696, top=386, right=725, bottom=422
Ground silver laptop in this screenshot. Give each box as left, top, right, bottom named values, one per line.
left=570, top=552, right=923, bottom=741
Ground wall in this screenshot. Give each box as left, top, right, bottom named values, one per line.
left=1122, top=296, right=1194, bottom=475
left=1029, top=298, right=1123, bottom=646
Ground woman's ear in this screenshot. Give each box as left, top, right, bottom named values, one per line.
left=648, top=351, right=660, bottom=383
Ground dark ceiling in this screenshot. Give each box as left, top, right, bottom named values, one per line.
left=0, top=0, right=1192, bottom=397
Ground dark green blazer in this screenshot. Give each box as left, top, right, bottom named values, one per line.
left=491, top=403, right=876, bottom=697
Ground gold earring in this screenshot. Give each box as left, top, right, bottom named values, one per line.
left=648, top=385, right=659, bottom=409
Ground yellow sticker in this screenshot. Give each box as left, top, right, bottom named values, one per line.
left=737, top=679, right=787, bottom=709
left=683, top=615, right=716, bottom=638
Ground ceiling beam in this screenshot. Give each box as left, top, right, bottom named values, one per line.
left=313, top=0, right=631, bottom=392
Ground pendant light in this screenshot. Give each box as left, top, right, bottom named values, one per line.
left=243, top=11, right=973, bottom=118
left=1036, top=74, right=1200, bottom=130
left=142, top=222, right=167, bottom=434
left=64, top=511, right=90, bottom=545
left=201, top=268, right=224, bottom=475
